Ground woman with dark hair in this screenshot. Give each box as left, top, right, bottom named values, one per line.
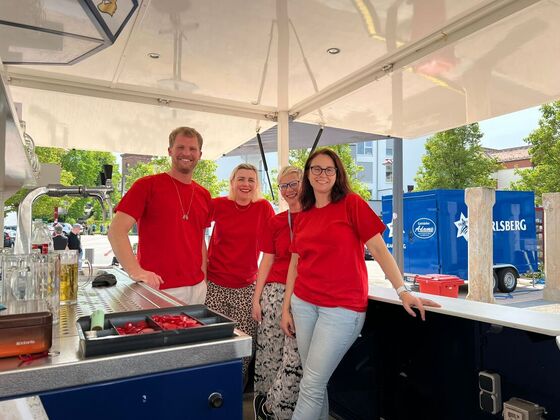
left=281, top=148, right=440, bottom=419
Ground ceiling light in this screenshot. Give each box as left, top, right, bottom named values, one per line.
left=327, top=47, right=341, bottom=55
left=148, top=52, right=160, bottom=59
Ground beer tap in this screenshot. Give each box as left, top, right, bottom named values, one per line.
left=15, top=165, right=114, bottom=254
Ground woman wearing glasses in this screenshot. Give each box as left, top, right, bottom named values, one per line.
left=281, top=149, right=440, bottom=419
left=205, top=163, right=275, bottom=382
left=252, top=166, right=304, bottom=420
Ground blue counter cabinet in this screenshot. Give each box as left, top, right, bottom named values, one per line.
left=40, top=359, right=242, bottom=420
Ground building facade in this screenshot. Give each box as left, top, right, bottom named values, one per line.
left=485, top=146, right=532, bottom=189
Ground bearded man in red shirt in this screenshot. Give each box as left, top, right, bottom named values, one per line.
left=109, top=127, right=211, bottom=304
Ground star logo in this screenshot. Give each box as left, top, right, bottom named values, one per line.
left=454, top=212, right=469, bottom=241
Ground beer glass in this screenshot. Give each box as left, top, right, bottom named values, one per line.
left=2, top=254, right=36, bottom=301
left=35, top=253, right=61, bottom=324
left=57, top=250, right=79, bottom=304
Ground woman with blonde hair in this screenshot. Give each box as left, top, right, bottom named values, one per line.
left=205, top=163, right=275, bottom=381
left=252, top=165, right=304, bottom=420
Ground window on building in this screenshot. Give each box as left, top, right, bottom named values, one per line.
left=386, top=139, right=393, bottom=157
left=385, top=162, right=393, bottom=183
left=357, top=141, right=373, bottom=155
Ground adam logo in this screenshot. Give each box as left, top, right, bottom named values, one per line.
left=412, top=218, right=436, bottom=239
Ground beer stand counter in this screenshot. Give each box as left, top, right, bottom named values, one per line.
left=328, top=286, right=560, bottom=419
left=0, top=268, right=252, bottom=420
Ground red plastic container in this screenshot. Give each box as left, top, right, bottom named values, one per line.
left=415, top=274, right=464, bottom=298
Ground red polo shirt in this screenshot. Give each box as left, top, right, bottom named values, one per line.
left=207, top=197, right=275, bottom=288
left=115, top=173, right=211, bottom=289
left=291, top=193, right=385, bottom=312
left=259, top=210, right=299, bottom=284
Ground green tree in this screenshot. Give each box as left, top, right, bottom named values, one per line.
left=4, top=147, right=120, bottom=222
left=125, top=157, right=227, bottom=197
left=511, top=101, right=560, bottom=204
left=287, top=144, right=371, bottom=202
left=415, top=123, right=501, bottom=190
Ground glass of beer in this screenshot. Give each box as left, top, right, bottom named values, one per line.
left=35, top=253, right=61, bottom=323
left=57, top=250, right=79, bottom=304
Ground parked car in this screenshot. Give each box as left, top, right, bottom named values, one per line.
left=364, top=246, right=374, bottom=260
left=4, top=231, right=13, bottom=248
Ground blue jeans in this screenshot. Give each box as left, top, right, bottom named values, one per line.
left=291, top=294, right=366, bottom=420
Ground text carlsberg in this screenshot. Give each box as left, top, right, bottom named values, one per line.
left=492, top=219, right=527, bottom=232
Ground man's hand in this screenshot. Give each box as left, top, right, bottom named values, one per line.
left=129, top=268, right=164, bottom=289
left=400, top=292, right=441, bottom=321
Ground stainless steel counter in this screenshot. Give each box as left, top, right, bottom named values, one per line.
left=0, top=268, right=252, bottom=399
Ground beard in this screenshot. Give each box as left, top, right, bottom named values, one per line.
left=173, top=158, right=197, bottom=174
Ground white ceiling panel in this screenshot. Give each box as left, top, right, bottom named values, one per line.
left=299, top=0, right=560, bottom=138
left=10, top=85, right=274, bottom=159
left=2, top=0, right=559, bottom=158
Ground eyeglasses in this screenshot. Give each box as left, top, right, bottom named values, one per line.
left=279, top=180, right=300, bottom=191
left=310, top=166, right=337, bottom=176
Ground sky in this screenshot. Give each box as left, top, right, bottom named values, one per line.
left=477, top=106, right=541, bottom=149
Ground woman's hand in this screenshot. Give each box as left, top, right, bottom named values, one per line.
left=280, top=310, right=296, bottom=338
left=400, top=292, right=441, bottom=321
left=252, top=300, right=262, bottom=323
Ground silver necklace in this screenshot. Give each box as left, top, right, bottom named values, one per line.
left=170, top=176, right=195, bottom=221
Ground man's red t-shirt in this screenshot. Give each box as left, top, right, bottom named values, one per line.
left=259, top=210, right=299, bottom=284
left=207, top=197, right=275, bottom=288
left=115, top=173, right=211, bottom=289
left=291, top=193, right=385, bottom=312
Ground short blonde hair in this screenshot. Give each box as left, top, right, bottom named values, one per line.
left=169, top=127, right=203, bottom=148
left=277, top=165, right=303, bottom=183
left=228, top=163, right=263, bottom=201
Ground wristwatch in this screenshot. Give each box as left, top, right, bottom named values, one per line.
left=395, top=285, right=411, bottom=298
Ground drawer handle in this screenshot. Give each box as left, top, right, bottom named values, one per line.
left=208, top=392, right=224, bottom=408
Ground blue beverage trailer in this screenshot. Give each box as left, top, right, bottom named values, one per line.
left=382, top=189, right=538, bottom=292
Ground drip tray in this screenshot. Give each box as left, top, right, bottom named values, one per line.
left=77, top=305, right=235, bottom=357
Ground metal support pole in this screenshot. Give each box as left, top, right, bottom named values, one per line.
left=392, top=137, right=404, bottom=273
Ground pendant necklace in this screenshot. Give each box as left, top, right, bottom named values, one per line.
left=170, top=176, right=195, bottom=221
left=234, top=200, right=252, bottom=211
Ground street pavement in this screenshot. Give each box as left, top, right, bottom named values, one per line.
left=81, top=234, right=137, bottom=267
left=365, top=260, right=560, bottom=313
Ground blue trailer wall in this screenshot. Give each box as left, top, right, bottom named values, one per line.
left=382, top=190, right=538, bottom=280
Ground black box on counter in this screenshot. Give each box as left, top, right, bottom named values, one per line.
left=76, top=305, right=235, bottom=357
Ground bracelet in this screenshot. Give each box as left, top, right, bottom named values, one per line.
left=395, top=285, right=410, bottom=298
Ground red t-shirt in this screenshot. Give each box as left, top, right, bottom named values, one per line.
left=291, top=193, right=385, bottom=312
left=115, top=173, right=211, bottom=289
left=259, top=210, right=299, bottom=284
left=207, top=197, right=275, bottom=288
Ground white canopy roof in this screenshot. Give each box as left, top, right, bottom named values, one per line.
left=2, top=0, right=560, bottom=159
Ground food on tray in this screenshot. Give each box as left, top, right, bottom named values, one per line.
left=151, top=314, right=201, bottom=330
left=115, top=320, right=158, bottom=335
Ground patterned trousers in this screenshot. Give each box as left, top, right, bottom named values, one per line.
left=205, top=280, right=257, bottom=377
left=254, top=282, right=302, bottom=420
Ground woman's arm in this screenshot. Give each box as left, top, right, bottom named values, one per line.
left=366, top=234, right=440, bottom=320
left=252, top=253, right=274, bottom=322
left=280, top=253, right=299, bottom=337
